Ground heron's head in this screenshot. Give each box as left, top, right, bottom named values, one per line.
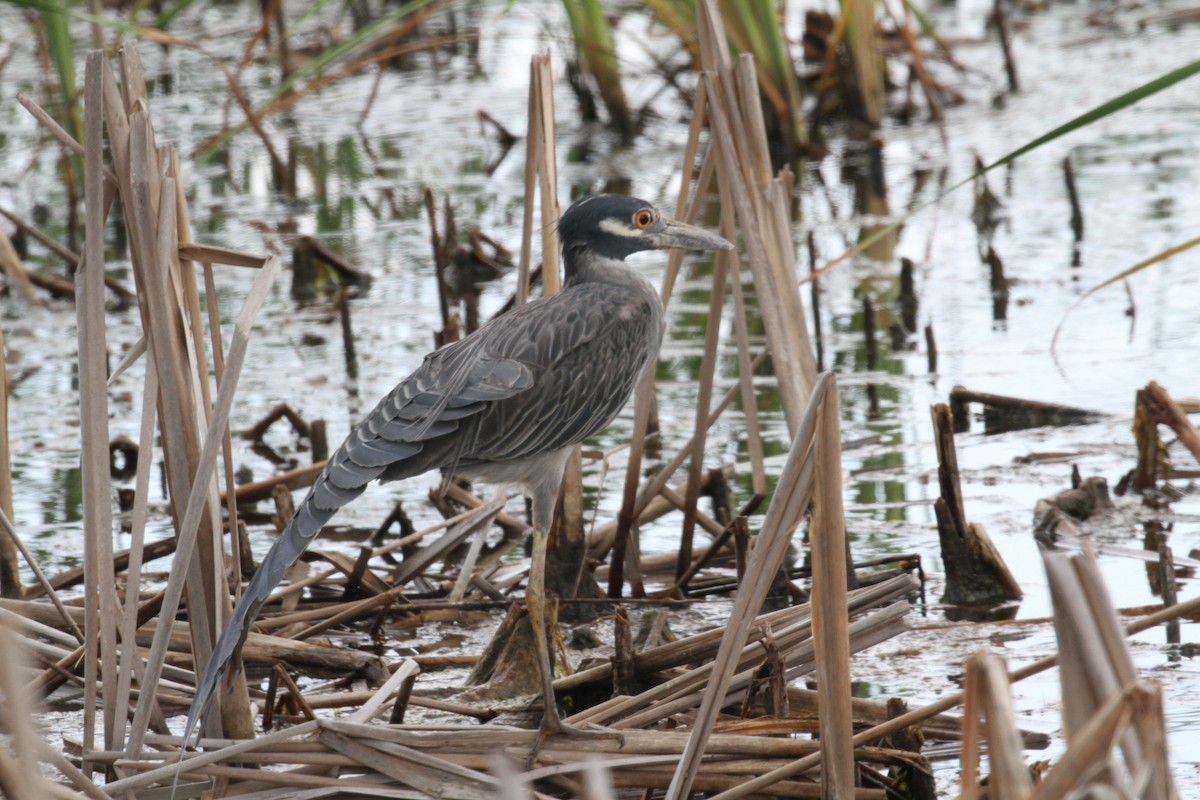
left=558, top=194, right=733, bottom=261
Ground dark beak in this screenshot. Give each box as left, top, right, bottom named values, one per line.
left=651, top=218, right=734, bottom=252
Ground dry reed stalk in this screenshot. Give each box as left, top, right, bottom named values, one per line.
left=720, top=200, right=767, bottom=504
left=713, top=576, right=1200, bottom=800
left=694, top=0, right=818, bottom=432
left=607, top=602, right=909, bottom=731
left=593, top=349, right=770, bottom=562
left=959, top=654, right=981, bottom=799
left=845, top=0, right=885, bottom=126
left=45, top=44, right=286, bottom=756
left=666, top=373, right=833, bottom=799
left=112, top=357, right=163, bottom=749
left=512, top=53, right=595, bottom=597
left=180, top=149, right=247, bottom=622
left=0, top=323, right=17, bottom=601
left=0, top=620, right=40, bottom=797
left=1027, top=681, right=1166, bottom=800
left=533, top=55, right=560, bottom=295
left=1044, top=549, right=1137, bottom=750
left=103, top=720, right=322, bottom=796
left=516, top=64, right=539, bottom=306
left=0, top=225, right=38, bottom=304
left=78, top=50, right=121, bottom=765
left=345, top=660, right=420, bottom=724
left=959, top=652, right=1033, bottom=800
left=1043, top=547, right=1177, bottom=798
left=611, top=83, right=716, bottom=597
left=808, top=374, right=855, bottom=795
left=318, top=729, right=501, bottom=800
left=529, top=54, right=591, bottom=586
left=0, top=510, right=82, bottom=639
left=515, top=53, right=561, bottom=301
left=676, top=237, right=730, bottom=583
left=448, top=525, right=490, bottom=602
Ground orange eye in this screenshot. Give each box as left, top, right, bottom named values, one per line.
left=634, top=209, right=654, bottom=228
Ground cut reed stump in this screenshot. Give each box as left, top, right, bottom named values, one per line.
left=1033, top=475, right=1114, bottom=548
left=1130, top=381, right=1200, bottom=493
left=931, top=403, right=1022, bottom=606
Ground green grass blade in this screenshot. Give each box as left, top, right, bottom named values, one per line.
left=814, top=57, right=1200, bottom=276
left=36, top=0, right=81, bottom=142
left=978, top=57, right=1200, bottom=176
left=1050, top=234, right=1200, bottom=360
left=900, top=0, right=940, bottom=44
left=1081, top=235, right=1200, bottom=300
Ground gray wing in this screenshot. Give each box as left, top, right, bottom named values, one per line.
left=184, top=282, right=660, bottom=748
left=456, top=284, right=662, bottom=467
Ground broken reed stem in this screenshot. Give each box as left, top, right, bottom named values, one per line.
left=807, top=231, right=824, bottom=372
left=993, top=0, right=1019, bottom=93
left=0, top=322, right=16, bottom=601
left=809, top=376, right=855, bottom=794
left=339, top=287, right=358, bottom=380
left=79, top=50, right=119, bottom=759
left=1026, top=682, right=1141, bottom=800
left=708, top=587, right=1200, bottom=800
left=666, top=373, right=834, bottom=800
left=424, top=187, right=453, bottom=334
left=718, top=159, right=767, bottom=504
left=677, top=244, right=729, bottom=584
left=0, top=620, right=39, bottom=796
left=612, top=91, right=715, bottom=597
left=0, top=509, right=83, bottom=643
left=516, top=58, right=540, bottom=307
left=960, top=653, right=1032, bottom=800
left=696, top=0, right=817, bottom=438
left=924, top=323, right=937, bottom=373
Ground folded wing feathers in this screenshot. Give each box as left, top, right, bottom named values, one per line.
left=326, top=352, right=533, bottom=489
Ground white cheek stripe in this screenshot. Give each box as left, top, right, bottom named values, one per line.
left=599, top=217, right=648, bottom=238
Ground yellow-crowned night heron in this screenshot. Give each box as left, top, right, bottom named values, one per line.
left=183, top=194, right=732, bottom=746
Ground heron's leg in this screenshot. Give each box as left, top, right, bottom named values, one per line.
left=526, top=478, right=622, bottom=748
left=525, top=521, right=563, bottom=732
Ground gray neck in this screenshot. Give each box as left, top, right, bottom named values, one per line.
left=563, top=246, right=648, bottom=289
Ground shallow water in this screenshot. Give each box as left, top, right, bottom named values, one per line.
left=3, top=0, right=1200, bottom=791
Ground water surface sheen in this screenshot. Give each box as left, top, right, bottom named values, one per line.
left=2, top=0, right=1199, bottom=789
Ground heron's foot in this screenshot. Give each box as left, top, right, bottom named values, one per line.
left=526, top=714, right=624, bottom=767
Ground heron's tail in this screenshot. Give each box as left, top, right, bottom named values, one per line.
left=179, top=484, right=350, bottom=751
